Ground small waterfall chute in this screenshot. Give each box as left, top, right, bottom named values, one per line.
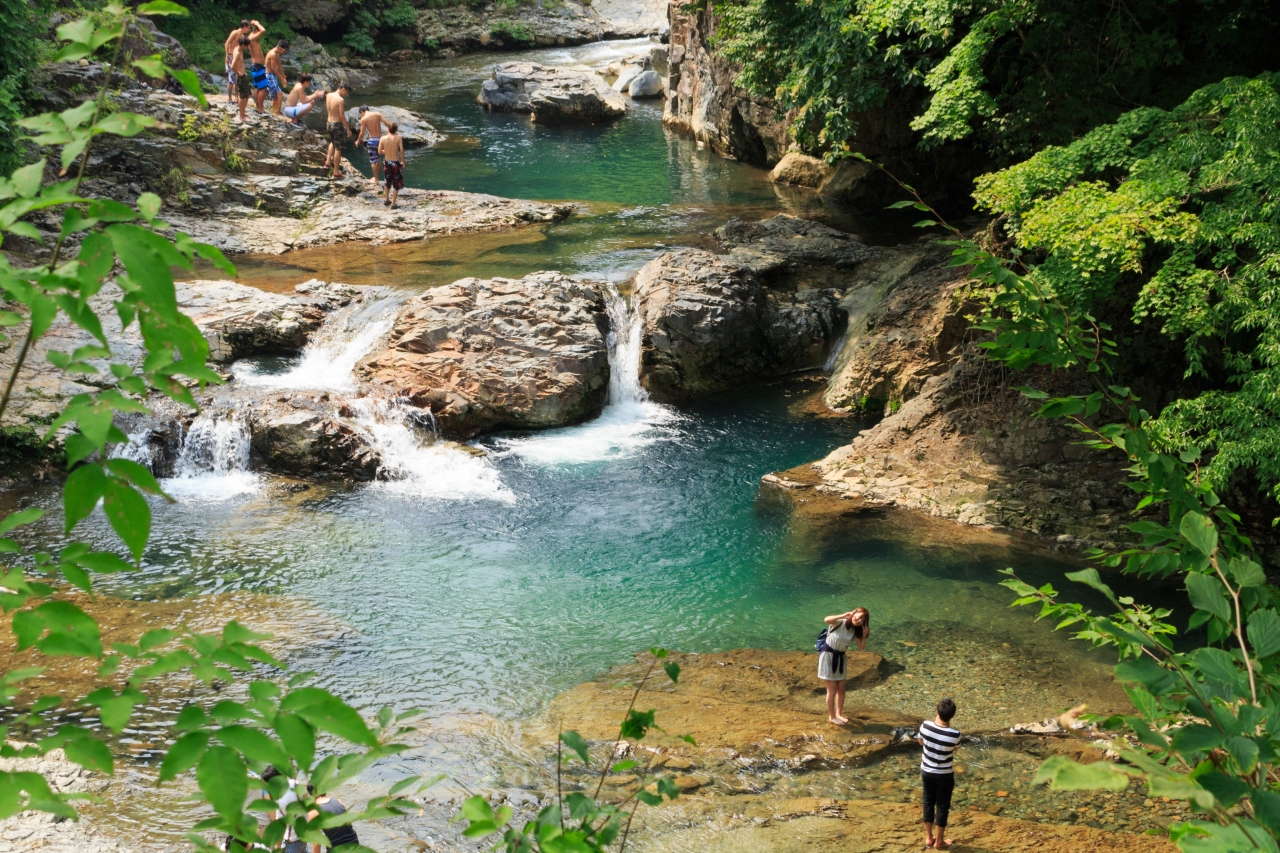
left=495, top=283, right=677, bottom=465
left=162, top=413, right=259, bottom=500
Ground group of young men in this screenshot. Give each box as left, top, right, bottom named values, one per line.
left=220, top=19, right=406, bottom=204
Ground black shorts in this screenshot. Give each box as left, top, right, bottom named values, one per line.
left=235, top=72, right=252, bottom=99
left=327, top=121, right=347, bottom=147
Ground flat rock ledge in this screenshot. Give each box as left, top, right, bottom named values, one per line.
left=478, top=62, right=627, bottom=124
left=344, top=105, right=444, bottom=148
left=358, top=271, right=612, bottom=439
left=166, top=187, right=574, bottom=256
left=635, top=249, right=844, bottom=400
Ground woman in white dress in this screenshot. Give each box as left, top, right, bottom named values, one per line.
left=818, top=607, right=869, bottom=724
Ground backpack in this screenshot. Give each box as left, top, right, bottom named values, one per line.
left=815, top=627, right=830, bottom=652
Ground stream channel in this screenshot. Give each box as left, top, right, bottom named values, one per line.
left=9, top=38, right=1186, bottom=850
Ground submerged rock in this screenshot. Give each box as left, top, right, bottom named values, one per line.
left=635, top=249, right=844, bottom=400
left=343, top=105, right=443, bottom=148
left=358, top=271, right=611, bottom=439
left=478, top=62, right=626, bottom=124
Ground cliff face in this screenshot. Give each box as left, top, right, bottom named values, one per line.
left=662, top=0, right=788, bottom=167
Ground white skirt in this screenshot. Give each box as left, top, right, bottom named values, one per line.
left=818, top=650, right=847, bottom=681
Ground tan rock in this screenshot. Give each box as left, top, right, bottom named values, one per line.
left=769, top=152, right=831, bottom=189
left=358, top=271, right=611, bottom=439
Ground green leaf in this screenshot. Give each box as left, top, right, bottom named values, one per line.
left=1185, top=573, right=1232, bottom=624
left=274, top=712, right=315, bottom=770
left=1228, top=557, right=1266, bottom=588
left=136, top=193, right=162, bottom=222
left=560, top=730, right=590, bottom=765
left=663, top=661, right=681, bottom=684
left=139, top=628, right=178, bottom=652
left=1252, top=788, right=1280, bottom=836
left=1031, top=755, right=1131, bottom=790
left=0, top=507, right=44, bottom=534
left=63, top=463, right=107, bottom=531
left=1171, top=724, right=1223, bottom=755
left=102, top=481, right=150, bottom=561
left=104, top=458, right=166, bottom=495
left=137, top=0, right=190, bottom=14
left=215, top=726, right=291, bottom=771
left=619, top=708, right=656, bottom=741
left=1180, top=511, right=1218, bottom=557
left=159, top=731, right=209, bottom=781
left=1226, top=736, right=1259, bottom=773
left=63, top=736, right=113, bottom=774
left=1249, top=609, right=1280, bottom=659
left=279, top=689, right=376, bottom=747
left=132, top=56, right=167, bottom=79
left=197, top=745, right=247, bottom=819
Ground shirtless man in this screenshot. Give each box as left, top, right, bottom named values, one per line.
left=323, top=84, right=353, bottom=179
left=230, top=36, right=251, bottom=121
left=244, top=20, right=268, bottom=113
left=264, top=40, right=289, bottom=114
left=282, top=74, right=324, bottom=124
left=223, top=20, right=251, bottom=105
left=377, top=123, right=405, bottom=208
left=354, top=106, right=390, bottom=185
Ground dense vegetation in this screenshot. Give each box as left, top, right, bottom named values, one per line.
left=715, top=0, right=1280, bottom=165
left=0, top=0, right=53, bottom=174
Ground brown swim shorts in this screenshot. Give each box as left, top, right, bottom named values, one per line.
left=235, top=71, right=251, bottom=99
left=327, top=121, right=347, bottom=147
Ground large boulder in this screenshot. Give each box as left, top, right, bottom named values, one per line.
left=478, top=62, right=626, bottom=124
left=343, top=105, right=443, bottom=148
left=357, top=272, right=612, bottom=438
left=716, top=214, right=872, bottom=268
left=628, top=70, right=664, bottom=99
left=635, top=249, right=844, bottom=400
left=249, top=409, right=381, bottom=481
left=612, top=64, right=643, bottom=92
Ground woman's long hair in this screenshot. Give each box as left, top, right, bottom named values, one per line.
left=850, top=607, right=869, bottom=638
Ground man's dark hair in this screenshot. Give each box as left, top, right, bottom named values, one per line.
left=277, top=39, right=289, bottom=50
left=240, top=19, right=250, bottom=28
left=261, top=765, right=281, bottom=782
left=299, top=73, right=313, bottom=83
left=340, top=84, right=352, bottom=92
left=388, top=122, right=398, bottom=134
left=358, top=105, right=368, bottom=113
left=936, top=698, right=957, bottom=723
left=239, top=35, right=250, bottom=46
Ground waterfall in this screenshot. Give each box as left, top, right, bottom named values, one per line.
left=232, top=295, right=401, bottom=392
left=162, top=413, right=259, bottom=500
left=350, top=396, right=513, bottom=503
left=494, top=283, right=677, bottom=465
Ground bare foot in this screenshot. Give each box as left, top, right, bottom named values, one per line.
left=932, top=837, right=953, bottom=849
left=828, top=716, right=847, bottom=725
left=836, top=714, right=850, bottom=724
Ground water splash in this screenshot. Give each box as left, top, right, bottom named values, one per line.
left=162, top=414, right=259, bottom=500
left=232, top=295, right=401, bottom=392
left=495, top=284, right=678, bottom=465
left=351, top=397, right=514, bottom=503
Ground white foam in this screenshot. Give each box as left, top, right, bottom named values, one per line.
left=351, top=397, right=515, bottom=503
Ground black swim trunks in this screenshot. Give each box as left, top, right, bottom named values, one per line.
left=384, top=160, right=404, bottom=190
left=326, top=121, right=347, bottom=147
left=235, top=71, right=252, bottom=100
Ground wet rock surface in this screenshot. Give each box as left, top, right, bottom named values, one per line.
left=635, top=249, right=844, bottom=400
left=358, top=271, right=612, bottom=439
left=478, top=62, right=627, bottom=124
left=414, top=0, right=665, bottom=52
left=248, top=407, right=381, bottom=481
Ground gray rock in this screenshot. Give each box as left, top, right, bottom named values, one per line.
left=612, top=65, right=643, bottom=92
left=716, top=214, right=872, bottom=268
left=478, top=62, right=626, bottom=124
left=344, top=105, right=444, bottom=148
left=358, top=272, right=612, bottom=438
left=250, top=409, right=381, bottom=481
left=635, top=249, right=844, bottom=400
left=628, top=70, right=664, bottom=98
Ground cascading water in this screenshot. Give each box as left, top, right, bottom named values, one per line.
left=163, top=414, right=258, bottom=500
left=495, top=283, right=677, bottom=464
left=233, top=295, right=403, bottom=392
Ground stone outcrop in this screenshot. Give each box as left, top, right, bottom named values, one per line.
left=414, top=0, right=666, bottom=51
left=10, top=89, right=571, bottom=257
left=716, top=214, right=872, bottom=270
left=769, top=151, right=879, bottom=204
left=180, top=279, right=361, bottom=363
left=635, top=249, right=844, bottom=400
left=478, top=62, right=627, bottom=124
left=629, top=69, right=664, bottom=98
left=358, top=272, right=612, bottom=438
left=249, top=408, right=381, bottom=481
left=663, top=0, right=789, bottom=166
left=344, top=105, right=443, bottom=148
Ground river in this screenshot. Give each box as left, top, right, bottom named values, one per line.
left=8, top=38, right=1184, bottom=850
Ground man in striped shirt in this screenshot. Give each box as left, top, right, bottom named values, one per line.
left=917, top=697, right=960, bottom=849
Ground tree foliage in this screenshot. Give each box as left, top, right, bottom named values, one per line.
left=713, top=0, right=1280, bottom=163
left=974, top=73, right=1280, bottom=501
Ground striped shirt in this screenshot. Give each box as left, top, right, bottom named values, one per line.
left=920, top=720, right=960, bottom=774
